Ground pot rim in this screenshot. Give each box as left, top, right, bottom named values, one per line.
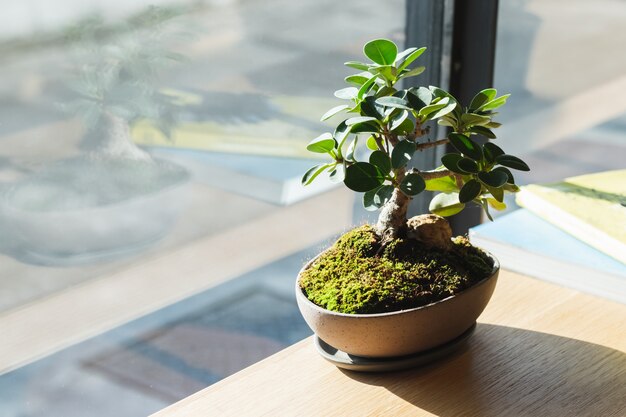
left=296, top=247, right=500, bottom=318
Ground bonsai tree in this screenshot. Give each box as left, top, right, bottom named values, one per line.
left=299, top=39, right=529, bottom=314
left=303, top=38, right=528, bottom=244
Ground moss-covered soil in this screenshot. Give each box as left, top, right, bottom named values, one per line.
left=299, top=225, right=494, bottom=314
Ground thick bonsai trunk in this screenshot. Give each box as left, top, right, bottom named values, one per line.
left=376, top=187, right=410, bottom=241
left=91, top=112, right=152, bottom=162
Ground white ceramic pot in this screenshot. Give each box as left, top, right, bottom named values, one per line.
left=296, top=252, right=499, bottom=358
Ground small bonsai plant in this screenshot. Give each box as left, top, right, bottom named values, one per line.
left=299, top=39, right=529, bottom=315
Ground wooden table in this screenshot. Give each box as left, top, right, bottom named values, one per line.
left=152, top=270, right=626, bottom=417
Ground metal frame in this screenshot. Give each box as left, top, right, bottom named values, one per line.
left=405, top=0, right=500, bottom=234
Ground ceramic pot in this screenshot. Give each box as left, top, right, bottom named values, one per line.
left=296, top=251, right=499, bottom=358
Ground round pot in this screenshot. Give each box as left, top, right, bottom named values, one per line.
left=295, top=251, right=499, bottom=358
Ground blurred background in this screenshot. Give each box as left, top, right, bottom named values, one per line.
left=0, top=0, right=624, bottom=415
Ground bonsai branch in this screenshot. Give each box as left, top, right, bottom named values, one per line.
left=415, top=138, right=449, bottom=151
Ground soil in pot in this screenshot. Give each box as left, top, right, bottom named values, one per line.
left=299, top=225, right=494, bottom=314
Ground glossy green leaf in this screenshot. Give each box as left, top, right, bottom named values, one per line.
left=429, top=192, right=465, bottom=217
left=344, top=61, right=369, bottom=71
left=344, top=73, right=371, bottom=86
left=425, top=174, right=458, bottom=192
left=479, top=94, right=510, bottom=111
left=400, top=173, right=426, bottom=196
left=346, top=116, right=378, bottom=126
left=329, top=164, right=345, bottom=183
left=357, top=75, right=379, bottom=99
left=391, top=140, right=416, bottom=169
left=469, top=88, right=497, bottom=111
left=344, top=162, right=385, bottom=192
left=397, top=47, right=426, bottom=71
left=398, top=66, right=425, bottom=79
left=334, top=87, right=358, bottom=100
left=301, top=163, right=333, bottom=185
left=413, top=86, right=433, bottom=106
left=346, top=136, right=359, bottom=162
left=478, top=170, right=508, bottom=188
left=448, top=133, right=483, bottom=160
left=363, top=39, right=398, bottom=65
left=429, top=86, right=451, bottom=99
left=469, top=125, right=496, bottom=139
left=496, top=154, right=530, bottom=171
left=363, top=185, right=394, bottom=211
left=429, top=99, right=457, bottom=119
left=483, top=142, right=505, bottom=163
left=369, top=150, right=392, bottom=175
left=459, top=179, right=482, bottom=203
left=320, top=105, right=349, bottom=121
left=350, top=121, right=380, bottom=134
left=418, top=97, right=450, bottom=119
left=375, top=96, right=411, bottom=110
left=487, top=197, right=507, bottom=211
left=391, top=117, right=414, bottom=134
left=366, top=135, right=379, bottom=151
left=461, top=113, right=491, bottom=126
left=457, top=157, right=479, bottom=173
left=360, top=96, right=384, bottom=119
left=487, top=184, right=504, bottom=202
left=389, top=110, right=409, bottom=131
left=306, top=132, right=336, bottom=153
left=441, top=153, right=464, bottom=174
left=492, top=166, right=515, bottom=184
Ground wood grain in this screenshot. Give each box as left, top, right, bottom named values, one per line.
left=152, top=270, right=626, bottom=417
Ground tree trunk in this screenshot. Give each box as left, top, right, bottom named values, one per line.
left=91, top=112, right=152, bottom=161
left=376, top=187, right=411, bottom=240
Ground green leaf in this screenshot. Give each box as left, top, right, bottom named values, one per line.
left=483, top=142, right=504, bottom=163
left=394, top=47, right=417, bottom=66
left=388, top=110, right=408, bottom=131
left=350, top=121, right=380, bottom=134
left=306, top=133, right=337, bottom=154
left=441, top=153, right=464, bottom=174
left=357, top=75, right=379, bottom=100
left=478, top=170, right=508, bottom=188
left=406, top=89, right=428, bottom=111
left=457, top=157, right=479, bottom=173
left=459, top=179, right=482, bottom=203
left=429, top=99, right=457, bottom=119
left=329, top=164, right=345, bottom=183
left=397, top=47, right=426, bottom=71
left=418, top=97, right=451, bottom=119
left=363, top=39, right=398, bottom=65
left=487, top=184, right=504, bottom=202
left=414, top=86, right=433, bottom=106
left=346, top=116, right=378, bottom=126
left=346, top=136, right=359, bottom=162
left=478, top=94, right=510, bottom=111
left=469, top=88, right=497, bottom=111
left=492, top=166, right=515, bottom=184
left=344, top=162, right=385, bottom=192
left=344, top=61, right=370, bottom=71
left=496, top=154, right=530, bottom=171
left=429, top=86, right=451, bottom=99
left=369, top=150, right=392, bottom=175
left=334, top=87, right=358, bottom=100
left=321, top=105, right=349, bottom=121
left=302, top=163, right=333, bottom=185
left=461, top=113, right=491, bottom=126
left=375, top=96, right=411, bottom=110
left=487, top=197, right=507, bottom=211
left=448, top=133, right=483, bottom=160
left=344, top=73, right=371, bottom=86
left=425, top=174, right=458, bottom=192
left=363, top=185, right=394, bottom=211
left=398, top=66, right=425, bottom=79
left=391, top=117, right=414, bottom=134
left=391, top=140, right=416, bottom=169
left=366, top=135, right=379, bottom=151
left=469, top=125, right=496, bottom=139
left=360, top=96, right=384, bottom=119
left=400, top=173, right=426, bottom=196
left=429, top=193, right=465, bottom=217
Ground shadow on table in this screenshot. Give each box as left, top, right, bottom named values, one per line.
left=341, top=323, right=626, bottom=417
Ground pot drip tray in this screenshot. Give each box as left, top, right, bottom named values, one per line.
left=314, top=323, right=476, bottom=372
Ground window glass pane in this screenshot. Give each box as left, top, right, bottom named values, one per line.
left=0, top=1, right=403, bottom=415
left=495, top=0, right=626, bottom=186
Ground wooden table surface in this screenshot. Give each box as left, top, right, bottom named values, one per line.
left=152, top=270, right=626, bottom=417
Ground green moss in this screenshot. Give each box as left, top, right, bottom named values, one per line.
left=299, top=225, right=494, bottom=314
